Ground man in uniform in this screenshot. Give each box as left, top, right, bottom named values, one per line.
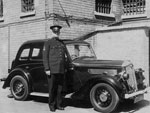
left=43, top=25, right=66, bottom=112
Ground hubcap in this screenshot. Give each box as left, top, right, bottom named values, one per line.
left=13, top=80, right=24, bottom=96
left=95, top=87, right=112, bottom=107
left=99, top=91, right=108, bottom=102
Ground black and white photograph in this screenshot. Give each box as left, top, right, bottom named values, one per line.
left=0, top=0, right=150, bottom=113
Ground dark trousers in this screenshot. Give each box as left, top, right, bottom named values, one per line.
left=47, top=73, right=64, bottom=108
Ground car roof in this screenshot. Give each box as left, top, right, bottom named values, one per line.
left=22, top=39, right=89, bottom=46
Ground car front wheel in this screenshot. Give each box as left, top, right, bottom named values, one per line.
left=10, top=75, right=29, bottom=101
left=90, top=83, right=119, bottom=113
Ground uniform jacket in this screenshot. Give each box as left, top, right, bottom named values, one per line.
left=43, top=37, right=67, bottom=74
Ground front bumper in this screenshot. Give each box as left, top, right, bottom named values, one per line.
left=125, top=87, right=150, bottom=99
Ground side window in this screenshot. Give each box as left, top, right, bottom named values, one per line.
left=31, top=46, right=43, bottom=60
left=32, top=48, right=40, bottom=57
left=19, top=48, right=30, bottom=60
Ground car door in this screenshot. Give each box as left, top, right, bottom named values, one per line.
left=29, top=43, right=48, bottom=93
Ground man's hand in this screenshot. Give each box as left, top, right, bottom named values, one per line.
left=45, top=70, right=51, bottom=76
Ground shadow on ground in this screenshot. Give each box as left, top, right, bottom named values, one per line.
left=30, top=94, right=150, bottom=113
left=30, top=96, right=48, bottom=103
left=115, top=99, right=150, bottom=113
left=63, top=98, right=92, bottom=108
left=30, top=95, right=92, bottom=108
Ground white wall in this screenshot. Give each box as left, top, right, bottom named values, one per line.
left=0, top=27, right=9, bottom=78
left=95, top=28, right=149, bottom=85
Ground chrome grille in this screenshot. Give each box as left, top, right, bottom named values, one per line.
left=126, top=65, right=138, bottom=92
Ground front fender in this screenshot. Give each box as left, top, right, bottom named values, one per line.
left=2, top=68, right=32, bottom=91
left=79, top=74, right=123, bottom=98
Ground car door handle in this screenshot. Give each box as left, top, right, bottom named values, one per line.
left=69, top=67, right=74, bottom=70
left=25, top=66, right=29, bottom=69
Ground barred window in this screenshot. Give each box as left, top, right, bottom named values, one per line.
left=0, top=0, right=3, bottom=17
left=123, top=0, right=145, bottom=15
left=95, top=0, right=111, bottom=14
left=95, top=0, right=146, bottom=17
left=21, top=0, right=34, bottom=13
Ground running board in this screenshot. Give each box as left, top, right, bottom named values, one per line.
left=30, top=92, right=49, bottom=97
left=30, top=92, right=73, bottom=98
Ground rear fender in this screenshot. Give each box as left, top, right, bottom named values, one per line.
left=2, top=68, right=32, bottom=92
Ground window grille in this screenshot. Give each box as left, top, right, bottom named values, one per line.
left=0, top=0, right=3, bottom=17
left=123, top=0, right=145, bottom=15
left=95, top=0, right=111, bottom=14
left=21, top=0, right=34, bottom=13
left=95, top=0, right=146, bottom=16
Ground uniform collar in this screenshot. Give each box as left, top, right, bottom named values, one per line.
left=52, top=37, right=62, bottom=42
left=52, top=37, right=58, bottom=40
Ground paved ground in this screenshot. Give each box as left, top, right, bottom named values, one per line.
left=0, top=81, right=150, bottom=113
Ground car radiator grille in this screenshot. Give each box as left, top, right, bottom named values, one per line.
left=126, top=66, right=138, bottom=92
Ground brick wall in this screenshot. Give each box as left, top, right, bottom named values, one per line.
left=51, top=0, right=100, bottom=47
left=0, top=0, right=47, bottom=78
left=0, top=0, right=149, bottom=79
left=0, top=0, right=106, bottom=79
left=1, top=0, right=45, bottom=25
left=53, top=0, right=95, bottom=19
left=0, top=20, right=46, bottom=79
left=9, top=20, right=46, bottom=65
left=0, top=0, right=100, bottom=79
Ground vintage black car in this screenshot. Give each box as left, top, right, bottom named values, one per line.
left=2, top=39, right=149, bottom=113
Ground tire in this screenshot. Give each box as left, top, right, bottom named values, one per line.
left=90, top=83, right=119, bottom=113
left=10, top=75, right=29, bottom=101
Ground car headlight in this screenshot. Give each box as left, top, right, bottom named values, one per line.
left=123, top=73, right=129, bottom=80
left=119, top=71, right=129, bottom=80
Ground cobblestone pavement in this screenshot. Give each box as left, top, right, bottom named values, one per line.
left=0, top=82, right=150, bottom=113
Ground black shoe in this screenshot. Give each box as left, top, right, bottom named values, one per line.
left=7, top=94, right=13, bottom=98
left=57, top=106, right=64, bottom=110
left=49, top=106, right=56, bottom=112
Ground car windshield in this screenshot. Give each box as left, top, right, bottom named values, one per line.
left=66, top=43, right=96, bottom=60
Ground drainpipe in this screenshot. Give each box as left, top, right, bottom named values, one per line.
left=8, top=26, right=10, bottom=73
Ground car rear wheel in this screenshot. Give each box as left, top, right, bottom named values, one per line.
left=10, top=75, right=29, bottom=101
left=90, top=83, right=119, bottom=113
